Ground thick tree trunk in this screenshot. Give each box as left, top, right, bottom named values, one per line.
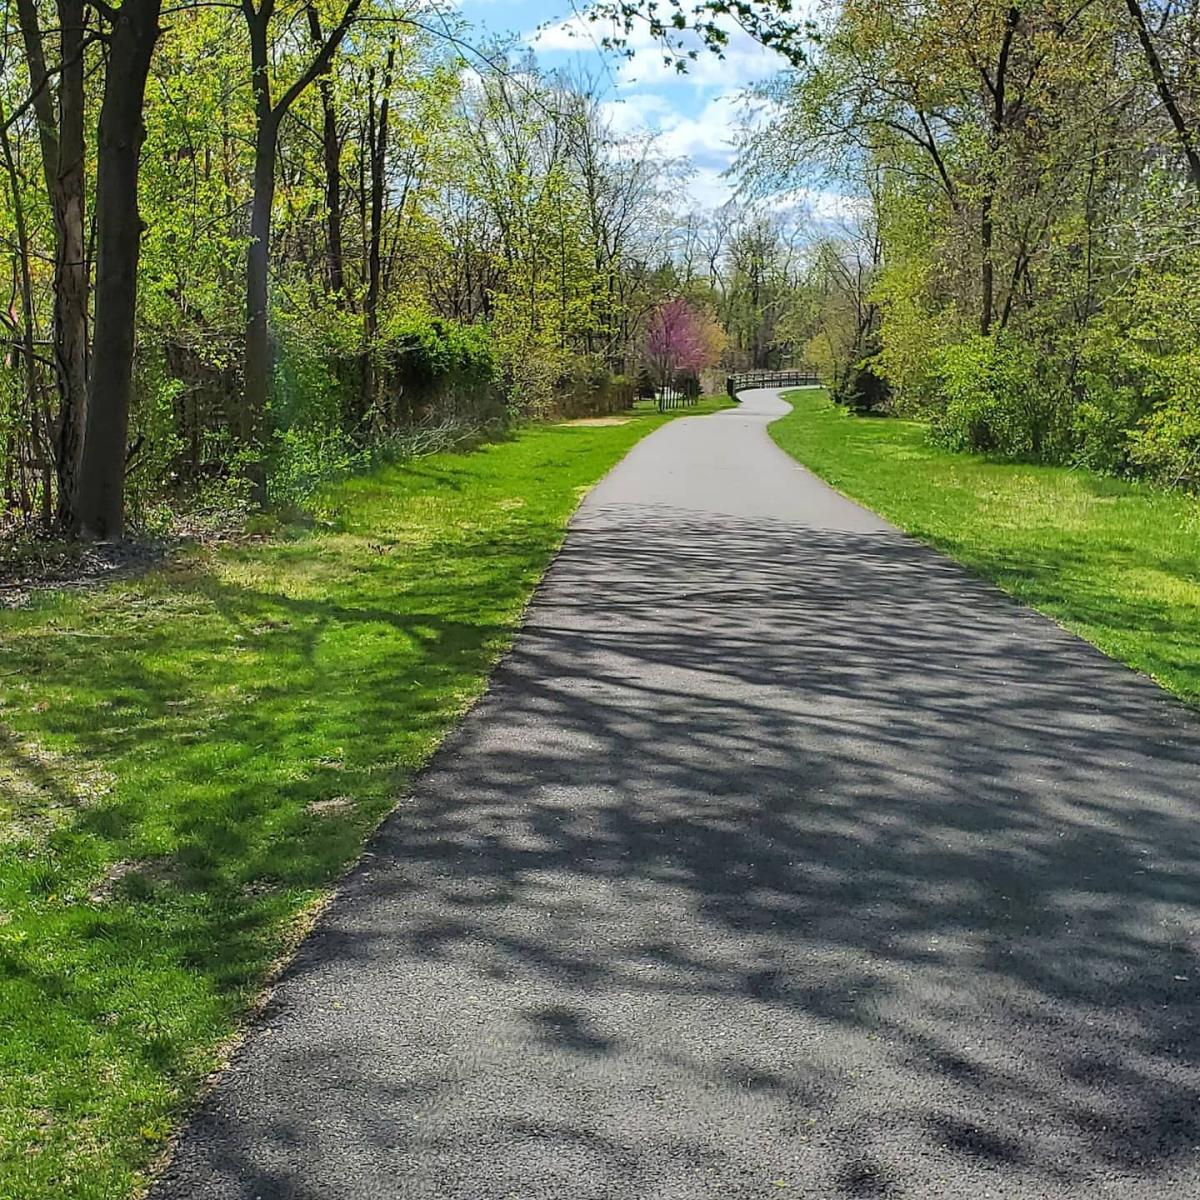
left=76, top=0, right=162, bottom=539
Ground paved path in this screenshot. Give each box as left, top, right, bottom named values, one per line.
left=155, top=389, right=1200, bottom=1199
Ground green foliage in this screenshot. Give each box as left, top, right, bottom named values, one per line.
left=830, top=342, right=889, bottom=413
left=930, top=336, right=1069, bottom=461
left=378, top=310, right=497, bottom=389
left=0, top=13, right=684, bottom=532
left=271, top=321, right=350, bottom=436
left=1130, top=386, right=1200, bottom=486
left=746, top=0, right=1200, bottom=489
left=269, top=426, right=363, bottom=510
left=124, top=360, right=186, bottom=528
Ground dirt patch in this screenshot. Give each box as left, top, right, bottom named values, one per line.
left=306, top=795, right=356, bottom=817
left=0, top=537, right=170, bottom=608
left=88, top=856, right=177, bottom=903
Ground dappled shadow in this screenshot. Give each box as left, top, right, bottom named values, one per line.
left=0, top=507, right=574, bottom=1200
left=152, top=506, right=1200, bottom=1199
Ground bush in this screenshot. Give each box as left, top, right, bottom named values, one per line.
left=832, top=356, right=889, bottom=413
left=1100, top=261, right=1200, bottom=486
left=931, top=335, right=1071, bottom=461
left=1129, top=382, right=1200, bottom=486
left=378, top=310, right=497, bottom=389
left=269, top=426, right=364, bottom=511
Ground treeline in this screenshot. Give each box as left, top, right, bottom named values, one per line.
left=745, top=0, right=1200, bottom=486
left=1, top=0, right=723, bottom=538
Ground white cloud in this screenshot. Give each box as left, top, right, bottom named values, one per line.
left=597, top=92, right=675, bottom=137
left=524, top=7, right=806, bottom=211
left=528, top=12, right=622, bottom=54
left=617, top=28, right=785, bottom=91
left=530, top=12, right=788, bottom=92
left=656, top=94, right=744, bottom=166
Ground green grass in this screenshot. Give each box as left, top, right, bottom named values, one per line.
left=0, top=396, right=730, bottom=1200
left=772, top=388, right=1200, bottom=706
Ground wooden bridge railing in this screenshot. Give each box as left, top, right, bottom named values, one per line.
left=727, top=369, right=820, bottom=398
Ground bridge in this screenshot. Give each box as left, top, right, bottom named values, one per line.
left=726, top=369, right=821, bottom=398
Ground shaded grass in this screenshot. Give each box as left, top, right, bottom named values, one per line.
left=772, top=389, right=1200, bottom=706
left=0, top=396, right=730, bottom=1200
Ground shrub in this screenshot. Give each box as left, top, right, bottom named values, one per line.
left=930, top=335, right=1071, bottom=461
left=1128, top=379, right=1200, bottom=487
left=831, top=352, right=889, bottom=413
left=378, top=310, right=497, bottom=389
left=269, top=426, right=364, bottom=511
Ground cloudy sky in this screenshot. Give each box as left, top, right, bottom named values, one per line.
left=452, top=1, right=794, bottom=210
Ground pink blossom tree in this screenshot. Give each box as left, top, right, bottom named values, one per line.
left=645, top=298, right=720, bottom=388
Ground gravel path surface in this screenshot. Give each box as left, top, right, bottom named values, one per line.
left=153, top=388, right=1200, bottom=1199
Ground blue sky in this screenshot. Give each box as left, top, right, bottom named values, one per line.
left=452, top=1, right=795, bottom=209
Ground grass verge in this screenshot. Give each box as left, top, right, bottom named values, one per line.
left=0, top=395, right=731, bottom=1200
left=772, top=388, right=1200, bottom=706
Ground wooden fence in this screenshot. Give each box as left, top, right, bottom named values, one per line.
left=726, top=369, right=820, bottom=398
left=657, top=385, right=698, bottom=412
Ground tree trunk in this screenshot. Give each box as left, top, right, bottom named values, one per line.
left=0, top=105, right=46, bottom=522
left=306, top=4, right=345, bottom=298
left=980, top=6, right=1018, bottom=338
left=15, top=0, right=89, bottom=531
left=1125, top=0, right=1200, bottom=194
left=243, top=113, right=278, bottom=507
left=53, top=0, right=89, bottom=529
left=241, top=0, right=276, bottom=507
left=980, top=192, right=994, bottom=336
left=76, top=0, right=162, bottom=539
left=240, top=0, right=362, bottom=505
left=362, top=45, right=394, bottom=425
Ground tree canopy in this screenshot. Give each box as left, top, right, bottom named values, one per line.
left=2, top=0, right=1198, bottom=539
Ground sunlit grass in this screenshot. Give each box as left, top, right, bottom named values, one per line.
left=0, top=396, right=730, bottom=1200
left=773, top=389, right=1200, bottom=706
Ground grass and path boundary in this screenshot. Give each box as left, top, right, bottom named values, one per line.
left=772, top=388, right=1200, bottom=707
left=0, top=397, right=730, bottom=1200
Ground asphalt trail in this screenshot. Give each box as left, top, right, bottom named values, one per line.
left=153, top=389, right=1200, bottom=1199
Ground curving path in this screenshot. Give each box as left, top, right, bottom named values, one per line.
left=154, top=389, right=1200, bottom=1199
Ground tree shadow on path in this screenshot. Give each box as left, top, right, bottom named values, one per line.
left=154, top=510, right=1200, bottom=1200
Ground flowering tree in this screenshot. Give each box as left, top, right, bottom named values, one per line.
left=644, top=298, right=725, bottom=387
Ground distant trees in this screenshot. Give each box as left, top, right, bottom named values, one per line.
left=739, top=0, right=1200, bottom=483
left=0, top=6, right=689, bottom=533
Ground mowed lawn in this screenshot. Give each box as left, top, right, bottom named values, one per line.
left=774, top=388, right=1200, bottom=706
left=0, top=399, right=727, bottom=1200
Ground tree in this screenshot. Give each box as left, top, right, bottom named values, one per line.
left=14, top=0, right=88, bottom=529
left=76, top=0, right=164, bottom=538
left=644, top=296, right=722, bottom=386
left=733, top=0, right=1200, bottom=476
left=239, top=0, right=363, bottom=504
